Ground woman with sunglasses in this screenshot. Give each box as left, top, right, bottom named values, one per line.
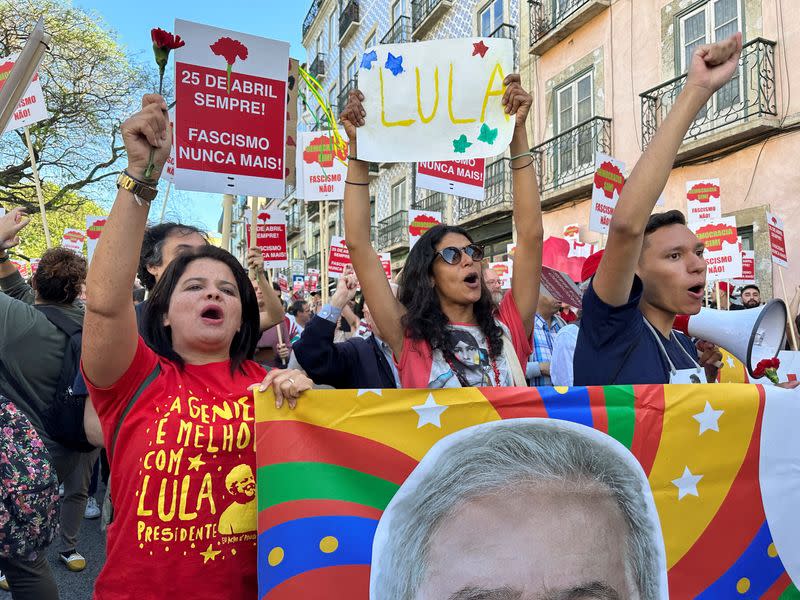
left=340, top=74, right=543, bottom=388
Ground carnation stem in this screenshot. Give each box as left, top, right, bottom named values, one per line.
left=143, top=69, right=166, bottom=181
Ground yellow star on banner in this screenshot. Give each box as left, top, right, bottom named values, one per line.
left=200, top=543, right=221, bottom=564
left=187, top=454, right=206, bottom=472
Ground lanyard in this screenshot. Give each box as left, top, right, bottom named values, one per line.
left=642, top=318, right=701, bottom=376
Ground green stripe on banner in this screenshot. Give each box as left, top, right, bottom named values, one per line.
left=257, top=462, right=400, bottom=512
left=779, top=583, right=800, bottom=599
left=604, top=385, right=636, bottom=450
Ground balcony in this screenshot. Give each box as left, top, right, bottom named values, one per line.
left=307, top=202, right=320, bottom=219
left=378, top=210, right=409, bottom=252
left=382, top=16, right=411, bottom=45
left=307, top=252, right=320, bottom=272
left=309, top=53, right=326, bottom=80
left=412, top=191, right=446, bottom=214
left=302, top=0, right=323, bottom=41
left=340, top=0, right=360, bottom=43
left=287, top=206, right=301, bottom=238
left=528, top=0, right=610, bottom=56
left=532, top=116, right=611, bottom=206
left=489, top=23, right=517, bottom=69
left=457, top=158, right=512, bottom=226
left=640, top=38, right=778, bottom=162
left=338, top=77, right=358, bottom=116
left=411, top=0, right=453, bottom=39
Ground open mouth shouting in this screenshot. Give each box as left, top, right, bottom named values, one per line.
left=200, top=303, right=225, bottom=326
left=687, top=284, right=705, bottom=301
left=464, top=272, right=480, bottom=290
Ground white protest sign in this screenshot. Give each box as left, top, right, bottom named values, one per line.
left=0, top=53, right=49, bottom=133
left=173, top=19, right=288, bottom=197
left=357, top=38, right=514, bottom=162
left=85, top=216, right=107, bottom=263
left=245, top=209, right=288, bottom=268
left=733, top=249, right=755, bottom=285
left=328, top=236, right=351, bottom=278
left=416, top=159, right=485, bottom=201
left=692, top=217, right=742, bottom=281
left=563, top=223, right=597, bottom=258
left=408, top=209, right=442, bottom=249
left=488, top=261, right=512, bottom=290
left=61, top=228, right=86, bottom=253
left=160, top=108, right=176, bottom=183
left=589, top=153, right=625, bottom=235
left=686, top=179, right=721, bottom=223
left=766, top=212, right=788, bottom=268
left=299, top=130, right=348, bottom=201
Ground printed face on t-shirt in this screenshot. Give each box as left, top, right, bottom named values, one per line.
left=428, top=326, right=510, bottom=388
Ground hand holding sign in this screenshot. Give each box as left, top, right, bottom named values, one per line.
left=0, top=207, right=30, bottom=249
left=121, top=94, right=170, bottom=181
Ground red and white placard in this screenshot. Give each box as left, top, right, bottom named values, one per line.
left=408, top=209, right=442, bottom=249
left=379, top=252, right=392, bottom=280
left=766, top=212, right=788, bottom=268
left=297, top=130, right=348, bottom=201
left=488, top=261, right=512, bottom=290
left=305, top=269, right=319, bottom=292
left=85, top=216, right=107, bottom=263
left=61, top=228, right=86, bottom=253
left=160, top=108, right=176, bottom=183
left=327, top=236, right=351, bottom=278
left=416, top=159, right=485, bottom=201
left=278, top=273, right=289, bottom=293
left=246, top=209, right=288, bottom=268
left=733, top=250, right=756, bottom=285
left=10, top=259, right=30, bottom=279
left=685, top=179, right=721, bottom=223
left=0, top=52, right=49, bottom=133
left=692, top=217, right=742, bottom=281
left=589, top=153, right=625, bottom=235
left=541, top=266, right=582, bottom=308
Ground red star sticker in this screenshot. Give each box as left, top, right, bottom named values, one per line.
left=472, top=41, right=489, bottom=58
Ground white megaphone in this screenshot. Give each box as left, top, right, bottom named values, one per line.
left=673, top=300, right=788, bottom=378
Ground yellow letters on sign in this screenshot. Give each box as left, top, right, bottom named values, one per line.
left=416, top=67, right=439, bottom=124
left=380, top=69, right=415, bottom=128
left=481, top=63, right=510, bottom=123
left=448, top=64, right=476, bottom=125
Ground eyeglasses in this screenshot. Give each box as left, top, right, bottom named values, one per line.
left=435, top=244, right=485, bottom=265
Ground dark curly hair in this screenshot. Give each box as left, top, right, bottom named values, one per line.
left=138, top=222, right=207, bottom=291
left=398, top=225, right=504, bottom=360
left=32, top=247, right=87, bottom=304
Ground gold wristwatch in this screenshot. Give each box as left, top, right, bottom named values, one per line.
left=116, top=171, right=158, bottom=203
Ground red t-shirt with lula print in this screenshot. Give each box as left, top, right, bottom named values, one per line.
left=82, top=337, right=266, bottom=599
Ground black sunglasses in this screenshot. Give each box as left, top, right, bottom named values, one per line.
left=435, top=244, right=485, bottom=265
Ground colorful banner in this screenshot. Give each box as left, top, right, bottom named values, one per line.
left=416, top=159, right=485, bottom=201
left=541, top=265, right=582, bottom=308
left=61, top=228, right=86, bottom=253
left=246, top=209, right=288, bottom=268
left=686, top=179, right=722, bottom=223
left=327, top=236, right=351, bottom=278
left=255, top=384, right=800, bottom=599
left=766, top=212, right=788, bottom=268
left=298, top=130, right=348, bottom=201
left=0, top=52, right=49, bottom=133
left=408, top=209, right=442, bottom=249
left=589, top=153, right=625, bottom=235
left=488, top=260, right=512, bottom=289
left=85, top=216, right=107, bottom=263
left=356, top=38, right=514, bottom=162
left=173, top=19, right=289, bottom=197
left=379, top=252, right=392, bottom=280
left=693, top=217, right=742, bottom=281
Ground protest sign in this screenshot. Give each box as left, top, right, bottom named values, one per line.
left=416, top=159, right=485, bottom=201
left=245, top=209, right=288, bottom=268
left=85, top=216, right=106, bottom=263
left=256, top=384, right=800, bottom=599
left=0, top=52, right=49, bottom=133
left=278, top=273, right=289, bottom=293
left=379, top=252, right=392, bottom=280
left=327, top=236, right=351, bottom=278
left=285, top=58, right=299, bottom=190
left=562, top=223, right=597, bottom=258
left=357, top=38, right=514, bottom=162
left=299, top=130, right=348, bottom=201
left=160, top=108, right=176, bottom=183
left=506, top=242, right=516, bottom=260
left=766, top=212, right=788, bottom=268
left=686, top=179, right=721, bottom=223
left=292, top=274, right=304, bottom=292
left=541, top=265, right=582, bottom=308
left=408, top=209, right=442, bottom=249
left=30, top=258, right=40, bottom=274
left=305, top=269, right=319, bottom=292
left=61, top=228, right=86, bottom=253
left=290, top=259, right=305, bottom=276
left=693, top=217, right=742, bottom=281
left=173, top=19, right=289, bottom=197
left=589, top=153, right=625, bottom=235
left=488, top=261, right=512, bottom=289
left=10, top=259, right=29, bottom=278
left=733, top=250, right=755, bottom=285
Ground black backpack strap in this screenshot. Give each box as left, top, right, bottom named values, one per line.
left=34, top=305, right=82, bottom=337
left=109, top=364, right=161, bottom=461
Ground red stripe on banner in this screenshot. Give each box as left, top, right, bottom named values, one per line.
left=256, top=420, right=417, bottom=485
left=258, top=499, right=383, bottom=534
left=587, top=387, right=609, bottom=434
left=263, top=564, right=371, bottom=600
left=629, top=385, right=665, bottom=476
left=667, top=386, right=767, bottom=599
left=762, top=572, right=793, bottom=600
left=481, top=387, right=548, bottom=420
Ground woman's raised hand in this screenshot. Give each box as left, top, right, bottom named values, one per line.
left=120, top=94, right=171, bottom=181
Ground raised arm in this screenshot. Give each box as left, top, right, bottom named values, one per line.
left=593, top=33, right=742, bottom=306
left=504, top=75, right=543, bottom=337
left=340, top=90, right=405, bottom=356
left=0, top=208, right=34, bottom=303
left=83, top=94, right=170, bottom=388
left=246, top=248, right=285, bottom=331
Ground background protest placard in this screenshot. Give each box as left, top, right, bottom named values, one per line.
left=416, top=159, right=485, bottom=201
left=85, top=216, right=106, bottom=263
left=160, top=108, right=176, bottom=183
left=685, top=179, right=721, bottom=223
left=284, top=58, right=300, bottom=190
left=327, top=236, right=351, bottom=278
left=305, top=269, right=319, bottom=292
left=61, top=228, right=86, bottom=253
left=292, top=274, right=304, bottom=292
left=298, top=130, right=348, bottom=201
left=379, top=252, right=392, bottom=280
left=563, top=223, right=597, bottom=258
left=692, top=217, right=742, bottom=281
left=357, top=38, right=514, bottom=162
left=277, top=273, right=289, bottom=293
left=173, top=19, right=289, bottom=197
left=733, top=249, right=756, bottom=285
left=766, top=212, right=788, bottom=268
left=541, top=265, right=583, bottom=308
left=408, top=209, right=442, bottom=249
left=245, top=209, right=288, bottom=268
left=488, top=261, right=512, bottom=289
left=0, top=52, right=49, bottom=133
left=589, top=153, right=625, bottom=235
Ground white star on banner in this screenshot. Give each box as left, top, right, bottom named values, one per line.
left=672, top=466, right=703, bottom=500
left=693, top=401, right=724, bottom=435
left=727, top=356, right=736, bottom=369
left=412, top=394, right=448, bottom=428
left=357, top=389, right=383, bottom=397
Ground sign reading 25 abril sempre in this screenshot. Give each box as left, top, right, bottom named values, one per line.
left=173, top=20, right=289, bottom=197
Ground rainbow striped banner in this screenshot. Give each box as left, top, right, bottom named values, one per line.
left=255, top=385, right=800, bottom=599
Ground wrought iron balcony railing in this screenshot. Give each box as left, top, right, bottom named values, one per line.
left=532, top=116, right=611, bottom=195
left=488, top=23, right=515, bottom=40
left=307, top=202, right=320, bottom=218
left=338, top=77, right=358, bottom=116
left=287, top=207, right=302, bottom=237
left=309, top=53, right=326, bottom=80
left=458, top=158, right=512, bottom=220
left=411, top=0, right=452, bottom=38
left=378, top=210, right=409, bottom=250
left=307, top=252, right=320, bottom=272
left=382, top=16, right=412, bottom=45
left=640, top=38, right=777, bottom=149
left=340, top=0, right=360, bottom=41
left=303, top=0, right=322, bottom=40
left=412, top=191, right=446, bottom=214
left=529, top=0, right=596, bottom=46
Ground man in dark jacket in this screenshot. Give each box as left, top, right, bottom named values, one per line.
left=293, top=265, right=399, bottom=389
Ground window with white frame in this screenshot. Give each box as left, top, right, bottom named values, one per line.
left=391, top=0, right=407, bottom=24
left=479, top=0, right=504, bottom=37
left=346, top=57, right=357, bottom=86
left=329, top=11, right=336, bottom=49
left=554, top=71, right=593, bottom=175
left=391, top=179, right=407, bottom=214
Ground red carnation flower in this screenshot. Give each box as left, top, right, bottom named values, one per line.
left=754, top=357, right=781, bottom=384
left=210, top=37, right=249, bottom=93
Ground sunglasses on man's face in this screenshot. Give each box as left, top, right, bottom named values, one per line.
left=435, top=244, right=485, bottom=265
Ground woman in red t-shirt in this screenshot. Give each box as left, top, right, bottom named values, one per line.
left=81, top=94, right=313, bottom=599
left=340, top=75, right=543, bottom=388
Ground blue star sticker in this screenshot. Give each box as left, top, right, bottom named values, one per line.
left=360, top=50, right=377, bottom=70
left=385, top=52, right=404, bottom=76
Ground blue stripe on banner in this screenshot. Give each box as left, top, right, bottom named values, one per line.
left=696, top=521, right=786, bottom=599
left=257, top=515, right=378, bottom=598
left=537, top=386, right=594, bottom=428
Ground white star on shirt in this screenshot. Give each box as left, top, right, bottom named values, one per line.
left=693, top=401, right=724, bottom=435
left=412, top=394, right=448, bottom=428
left=672, top=466, right=703, bottom=500
left=357, top=389, right=383, bottom=397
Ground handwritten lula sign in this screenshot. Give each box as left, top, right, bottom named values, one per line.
left=356, top=38, right=514, bottom=163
